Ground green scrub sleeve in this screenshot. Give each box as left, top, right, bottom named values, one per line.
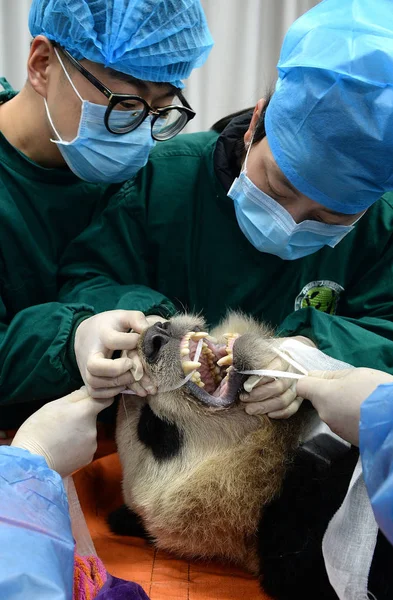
left=279, top=307, right=393, bottom=373
left=0, top=299, right=94, bottom=404
left=59, top=177, right=177, bottom=320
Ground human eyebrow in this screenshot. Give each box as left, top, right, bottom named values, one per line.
left=154, top=89, right=179, bottom=103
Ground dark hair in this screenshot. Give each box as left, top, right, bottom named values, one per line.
left=211, top=108, right=255, bottom=134
left=210, top=92, right=273, bottom=166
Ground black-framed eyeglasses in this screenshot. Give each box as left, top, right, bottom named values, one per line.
left=56, top=46, right=196, bottom=141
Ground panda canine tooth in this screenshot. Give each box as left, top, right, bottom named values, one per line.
left=182, top=360, right=201, bottom=374
left=191, top=332, right=208, bottom=341
left=217, top=354, right=233, bottom=367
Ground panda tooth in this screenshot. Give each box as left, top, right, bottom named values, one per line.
left=182, top=361, right=201, bottom=374
left=191, top=332, right=208, bottom=341
left=217, top=354, right=233, bottom=367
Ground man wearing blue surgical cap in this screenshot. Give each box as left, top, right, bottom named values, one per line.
left=0, top=0, right=212, bottom=423
left=231, top=0, right=393, bottom=261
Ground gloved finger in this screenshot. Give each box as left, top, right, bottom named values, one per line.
left=87, top=354, right=134, bottom=377
left=65, top=387, right=91, bottom=402
left=125, top=349, right=156, bottom=392
left=89, top=386, right=127, bottom=399
left=137, top=373, right=157, bottom=395
left=100, top=329, right=140, bottom=351
left=146, top=315, right=167, bottom=326
left=267, top=354, right=291, bottom=372
left=268, top=396, right=304, bottom=419
left=245, top=377, right=293, bottom=402
left=128, top=353, right=144, bottom=382
left=84, top=371, right=135, bottom=390
left=244, top=387, right=297, bottom=415
left=119, top=310, right=149, bottom=334
left=85, top=396, right=115, bottom=415
left=244, top=356, right=289, bottom=391
left=125, top=380, right=148, bottom=397
left=296, top=373, right=345, bottom=405
left=244, top=375, right=265, bottom=393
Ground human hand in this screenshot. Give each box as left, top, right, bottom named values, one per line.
left=121, top=315, right=167, bottom=396
left=296, top=367, right=393, bottom=445
left=74, top=310, right=154, bottom=398
left=11, top=388, right=113, bottom=477
left=240, top=336, right=316, bottom=419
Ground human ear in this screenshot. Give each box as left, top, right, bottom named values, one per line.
left=244, top=98, right=266, bottom=147
left=27, top=36, right=57, bottom=98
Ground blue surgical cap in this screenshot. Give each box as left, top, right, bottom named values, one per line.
left=265, top=0, right=393, bottom=214
left=29, top=0, right=213, bottom=89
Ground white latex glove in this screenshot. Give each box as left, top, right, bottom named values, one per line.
left=297, top=367, right=393, bottom=445
left=11, top=388, right=112, bottom=477
left=240, top=336, right=316, bottom=419
left=75, top=310, right=155, bottom=399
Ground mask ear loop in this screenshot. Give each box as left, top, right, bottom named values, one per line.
left=44, top=48, right=84, bottom=143
left=54, top=47, right=84, bottom=103
left=122, top=338, right=205, bottom=395
left=241, top=130, right=255, bottom=175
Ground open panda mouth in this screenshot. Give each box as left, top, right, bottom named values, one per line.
left=179, top=331, right=247, bottom=409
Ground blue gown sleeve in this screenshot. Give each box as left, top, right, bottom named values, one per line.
left=0, top=446, right=75, bottom=599
left=360, top=382, right=393, bottom=545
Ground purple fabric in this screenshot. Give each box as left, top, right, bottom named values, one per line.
left=95, top=574, right=150, bottom=600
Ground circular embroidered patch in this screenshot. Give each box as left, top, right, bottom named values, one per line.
left=294, top=280, right=344, bottom=315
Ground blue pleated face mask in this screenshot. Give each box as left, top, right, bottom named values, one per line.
left=228, top=141, right=356, bottom=260
left=44, top=49, right=156, bottom=184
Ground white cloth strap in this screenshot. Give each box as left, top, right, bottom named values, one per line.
left=322, top=458, right=378, bottom=600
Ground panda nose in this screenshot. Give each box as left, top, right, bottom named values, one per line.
left=143, top=322, right=171, bottom=362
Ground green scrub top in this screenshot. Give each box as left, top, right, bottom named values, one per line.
left=0, top=78, right=116, bottom=414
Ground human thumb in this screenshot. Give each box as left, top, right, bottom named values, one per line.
left=296, top=371, right=342, bottom=407
left=85, top=395, right=114, bottom=416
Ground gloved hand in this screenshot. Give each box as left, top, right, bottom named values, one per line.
left=11, top=388, right=112, bottom=477
left=74, top=310, right=155, bottom=398
left=297, top=367, right=393, bottom=445
left=240, top=335, right=316, bottom=419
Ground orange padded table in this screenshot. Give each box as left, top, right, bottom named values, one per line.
left=73, top=452, right=272, bottom=600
